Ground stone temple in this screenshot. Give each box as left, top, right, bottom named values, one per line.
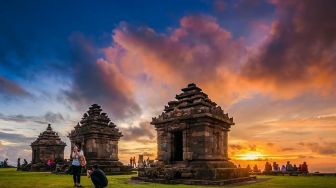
left=136, top=83, right=252, bottom=185
left=68, top=104, right=131, bottom=174
left=31, top=124, right=66, bottom=167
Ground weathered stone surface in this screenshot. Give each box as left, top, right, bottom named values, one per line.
left=31, top=124, right=66, bottom=164
left=138, top=83, right=250, bottom=182
left=68, top=104, right=131, bottom=174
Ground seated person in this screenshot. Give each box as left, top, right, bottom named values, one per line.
left=87, top=165, right=108, bottom=188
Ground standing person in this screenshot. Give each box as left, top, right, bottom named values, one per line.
left=71, top=145, right=84, bottom=187
left=133, top=157, right=136, bottom=168
left=87, top=165, right=108, bottom=188
left=17, top=158, right=21, bottom=171
left=281, top=165, right=286, bottom=173
left=4, top=159, right=8, bottom=167
left=129, top=157, right=132, bottom=167
left=146, top=157, right=150, bottom=168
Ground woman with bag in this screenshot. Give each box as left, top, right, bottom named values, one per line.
left=71, top=145, right=86, bottom=187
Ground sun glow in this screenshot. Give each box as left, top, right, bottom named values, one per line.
left=235, top=152, right=267, bottom=160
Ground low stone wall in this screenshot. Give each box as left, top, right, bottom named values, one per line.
left=138, top=166, right=250, bottom=181
left=132, top=175, right=257, bottom=186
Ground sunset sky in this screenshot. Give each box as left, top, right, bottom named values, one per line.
left=0, top=0, right=336, bottom=172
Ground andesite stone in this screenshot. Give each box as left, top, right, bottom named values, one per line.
left=68, top=104, right=131, bottom=174
left=136, top=83, right=251, bottom=184
left=31, top=124, right=66, bottom=171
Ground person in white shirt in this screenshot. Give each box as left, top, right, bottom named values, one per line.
left=71, top=145, right=83, bottom=187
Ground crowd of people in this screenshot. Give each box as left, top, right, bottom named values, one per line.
left=129, top=156, right=152, bottom=168
left=245, top=161, right=309, bottom=175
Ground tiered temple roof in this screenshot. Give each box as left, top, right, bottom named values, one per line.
left=31, top=124, right=66, bottom=146
left=152, top=83, right=234, bottom=125
left=69, top=104, right=122, bottom=139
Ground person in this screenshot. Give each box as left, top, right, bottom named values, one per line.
left=87, top=164, right=108, bottom=188
left=286, top=161, right=293, bottom=173
left=293, top=164, right=298, bottom=172
left=71, top=145, right=84, bottom=187
left=4, top=158, right=8, bottom=168
left=133, top=157, right=136, bottom=168
left=281, top=165, right=286, bottom=173
left=301, top=162, right=308, bottom=174
left=146, top=157, right=150, bottom=168
left=264, top=162, right=272, bottom=174
left=23, top=159, right=28, bottom=166
left=246, top=164, right=252, bottom=172
left=129, top=157, right=133, bottom=167
left=273, top=162, right=279, bottom=172
left=253, top=164, right=259, bottom=173
left=17, top=158, right=21, bottom=171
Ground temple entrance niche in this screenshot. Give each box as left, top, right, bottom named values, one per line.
left=172, top=131, right=183, bottom=161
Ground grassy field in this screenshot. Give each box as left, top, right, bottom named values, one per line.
left=0, top=168, right=335, bottom=188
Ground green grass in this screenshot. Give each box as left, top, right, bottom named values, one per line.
left=0, top=168, right=335, bottom=188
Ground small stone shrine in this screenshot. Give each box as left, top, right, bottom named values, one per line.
left=31, top=124, right=66, bottom=170
left=136, top=83, right=253, bottom=185
left=68, top=104, right=131, bottom=174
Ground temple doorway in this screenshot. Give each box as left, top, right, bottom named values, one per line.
left=172, top=131, right=183, bottom=161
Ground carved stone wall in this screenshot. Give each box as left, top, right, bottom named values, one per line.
left=68, top=104, right=129, bottom=173
left=31, top=124, right=66, bottom=164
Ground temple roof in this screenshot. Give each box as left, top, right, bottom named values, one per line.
left=152, top=83, right=234, bottom=126
left=68, top=104, right=122, bottom=139
left=31, top=124, right=66, bottom=146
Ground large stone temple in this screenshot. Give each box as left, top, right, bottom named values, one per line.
left=68, top=104, right=131, bottom=174
left=137, top=83, right=252, bottom=185
left=31, top=124, right=66, bottom=165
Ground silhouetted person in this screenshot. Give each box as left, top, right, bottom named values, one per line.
left=17, top=158, right=21, bottom=170
left=286, top=161, right=293, bottom=172
left=253, top=164, right=259, bottom=173
left=4, top=159, right=8, bottom=167
left=301, top=162, right=308, bottom=174
left=87, top=165, right=108, bottom=188
left=264, top=162, right=272, bottom=174
left=146, top=157, right=150, bottom=167
left=293, top=164, right=298, bottom=172
left=246, top=165, right=252, bottom=172
left=272, top=162, right=279, bottom=172
left=133, top=157, right=137, bottom=168
left=129, top=157, right=132, bottom=167
left=281, top=165, right=286, bottom=173
left=23, top=159, right=28, bottom=166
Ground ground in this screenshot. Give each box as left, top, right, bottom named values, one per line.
left=0, top=168, right=335, bottom=188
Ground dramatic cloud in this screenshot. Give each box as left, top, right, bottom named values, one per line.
left=0, top=132, right=34, bottom=143
left=100, top=15, right=251, bottom=107
left=0, top=112, right=65, bottom=124
left=243, top=0, right=336, bottom=98
left=63, top=34, right=141, bottom=120
left=303, top=142, right=336, bottom=155
left=122, top=121, right=156, bottom=141
left=0, top=76, right=30, bottom=97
